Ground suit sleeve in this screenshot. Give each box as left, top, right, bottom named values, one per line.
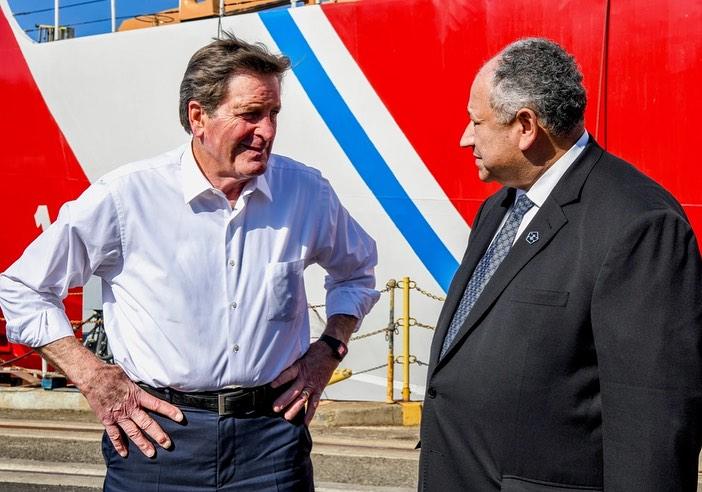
left=591, top=208, right=702, bottom=491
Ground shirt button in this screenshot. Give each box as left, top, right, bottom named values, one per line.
left=230, top=302, right=237, bottom=309
left=229, top=260, right=236, bottom=267
left=232, top=344, right=240, bottom=353
left=427, top=387, right=437, bottom=399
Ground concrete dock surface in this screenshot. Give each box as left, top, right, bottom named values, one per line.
left=1, top=387, right=701, bottom=491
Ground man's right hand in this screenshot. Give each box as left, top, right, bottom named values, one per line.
left=38, top=336, right=183, bottom=458
left=81, top=363, right=183, bottom=457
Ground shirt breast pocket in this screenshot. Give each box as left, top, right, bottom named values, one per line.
left=510, top=288, right=569, bottom=307
left=265, top=260, right=306, bottom=321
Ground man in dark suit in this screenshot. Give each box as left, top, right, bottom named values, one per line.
left=419, top=38, right=702, bottom=491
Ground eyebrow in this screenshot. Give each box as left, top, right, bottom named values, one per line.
left=238, top=102, right=281, bottom=111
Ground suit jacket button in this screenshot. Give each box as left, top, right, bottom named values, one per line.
left=427, top=387, right=437, bottom=398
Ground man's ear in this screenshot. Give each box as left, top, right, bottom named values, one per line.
left=188, top=101, right=206, bottom=138
left=516, top=108, right=539, bottom=151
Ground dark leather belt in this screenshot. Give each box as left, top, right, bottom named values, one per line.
left=138, top=383, right=284, bottom=418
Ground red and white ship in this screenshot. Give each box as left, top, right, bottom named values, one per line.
left=1, top=0, right=700, bottom=400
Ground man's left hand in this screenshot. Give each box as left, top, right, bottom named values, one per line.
left=270, top=314, right=356, bottom=425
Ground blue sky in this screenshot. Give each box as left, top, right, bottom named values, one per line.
left=8, top=0, right=179, bottom=40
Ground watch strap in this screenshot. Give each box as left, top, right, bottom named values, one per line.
left=319, top=334, right=348, bottom=361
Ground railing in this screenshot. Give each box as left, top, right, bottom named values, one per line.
left=310, top=277, right=445, bottom=402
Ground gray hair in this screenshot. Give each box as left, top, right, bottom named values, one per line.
left=489, top=38, right=586, bottom=137
left=179, top=32, right=291, bottom=134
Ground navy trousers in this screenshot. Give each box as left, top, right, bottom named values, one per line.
left=102, top=407, right=314, bottom=491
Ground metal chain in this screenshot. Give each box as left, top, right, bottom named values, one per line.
left=413, top=321, right=436, bottom=331
left=2, top=316, right=94, bottom=330
left=393, top=356, right=430, bottom=367
left=395, top=355, right=417, bottom=365
left=351, top=363, right=388, bottom=375
left=396, top=317, right=415, bottom=327
left=411, top=283, right=446, bottom=302
left=350, top=326, right=394, bottom=342
left=0, top=350, right=35, bottom=367
left=72, top=311, right=103, bottom=329
left=308, top=305, right=327, bottom=327
left=396, top=279, right=415, bottom=290
left=388, top=321, right=400, bottom=338
left=395, top=317, right=434, bottom=330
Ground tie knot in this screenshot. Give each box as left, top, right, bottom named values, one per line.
left=512, top=194, right=534, bottom=219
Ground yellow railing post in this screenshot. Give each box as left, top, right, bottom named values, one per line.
left=328, top=368, right=352, bottom=385
left=402, top=276, right=411, bottom=402
left=385, top=279, right=396, bottom=403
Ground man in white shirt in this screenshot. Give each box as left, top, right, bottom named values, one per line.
left=0, top=34, right=379, bottom=491
left=419, top=38, right=702, bottom=491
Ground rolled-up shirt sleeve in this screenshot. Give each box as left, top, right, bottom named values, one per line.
left=0, top=180, right=122, bottom=347
left=314, top=180, right=380, bottom=325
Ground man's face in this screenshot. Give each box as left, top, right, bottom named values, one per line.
left=197, top=72, right=281, bottom=180
left=460, top=67, right=525, bottom=187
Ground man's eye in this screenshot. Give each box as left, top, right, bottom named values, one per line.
left=240, top=111, right=261, bottom=121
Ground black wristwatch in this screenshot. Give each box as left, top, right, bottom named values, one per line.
left=319, top=334, right=348, bottom=361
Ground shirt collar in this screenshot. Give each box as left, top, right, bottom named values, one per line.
left=252, top=166, right=273, bottom=202
left=521, top=130, right=589, bottom=207
left=180, top=142, right=273, bottom=204
left=181, top=142, right=214, bottom=204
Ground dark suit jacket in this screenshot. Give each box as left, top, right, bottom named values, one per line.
left=419, top=139, right=702, bottom=491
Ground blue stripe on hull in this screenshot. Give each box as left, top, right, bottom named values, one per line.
left=261, top=10, right=458, bottom=291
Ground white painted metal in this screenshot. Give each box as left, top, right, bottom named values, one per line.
left=289, top=7, right=470, bottom=262
left=53, top=0, right=59, bottom=41
left=111, top=0, right=116, bottom=33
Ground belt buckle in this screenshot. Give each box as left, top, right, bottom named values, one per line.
left=217, top=389, right=255, bottom=417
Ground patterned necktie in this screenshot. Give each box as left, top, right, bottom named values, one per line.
left=440, top=194, right=535, bottom=358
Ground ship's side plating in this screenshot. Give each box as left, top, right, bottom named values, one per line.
left=1, top=0, right=700, bottom=400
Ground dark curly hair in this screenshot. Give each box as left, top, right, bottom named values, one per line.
left=490, top=38, right=587, bottom=137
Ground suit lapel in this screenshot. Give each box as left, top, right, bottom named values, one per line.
left=430, top=139, right=605, bottom=373
left=434, top=200, right=567, bottom=364
left=428, top=189, right=513, bottom=367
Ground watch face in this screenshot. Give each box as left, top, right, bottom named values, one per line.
left=321, top=335, right=347, bottom=360
left=338, top=344, right=348, bottom=359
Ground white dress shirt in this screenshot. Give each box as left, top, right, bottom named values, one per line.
left=498, top=131, right=589, bottom=244
left=0, top=144, right=379, bottom=391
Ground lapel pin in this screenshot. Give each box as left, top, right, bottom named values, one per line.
left=526, top=231, right=540, bottom=244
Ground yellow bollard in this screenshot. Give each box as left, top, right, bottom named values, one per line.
left=386, top=279, right=396, bottom=403
left=402, top=276, right=411, bottom=402
left=328, top=368, right=352, bottom=385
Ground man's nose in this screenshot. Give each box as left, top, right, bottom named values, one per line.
left=256, top=116, right=277, bottom=141
left=459, top=121, right=474, bottom=148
